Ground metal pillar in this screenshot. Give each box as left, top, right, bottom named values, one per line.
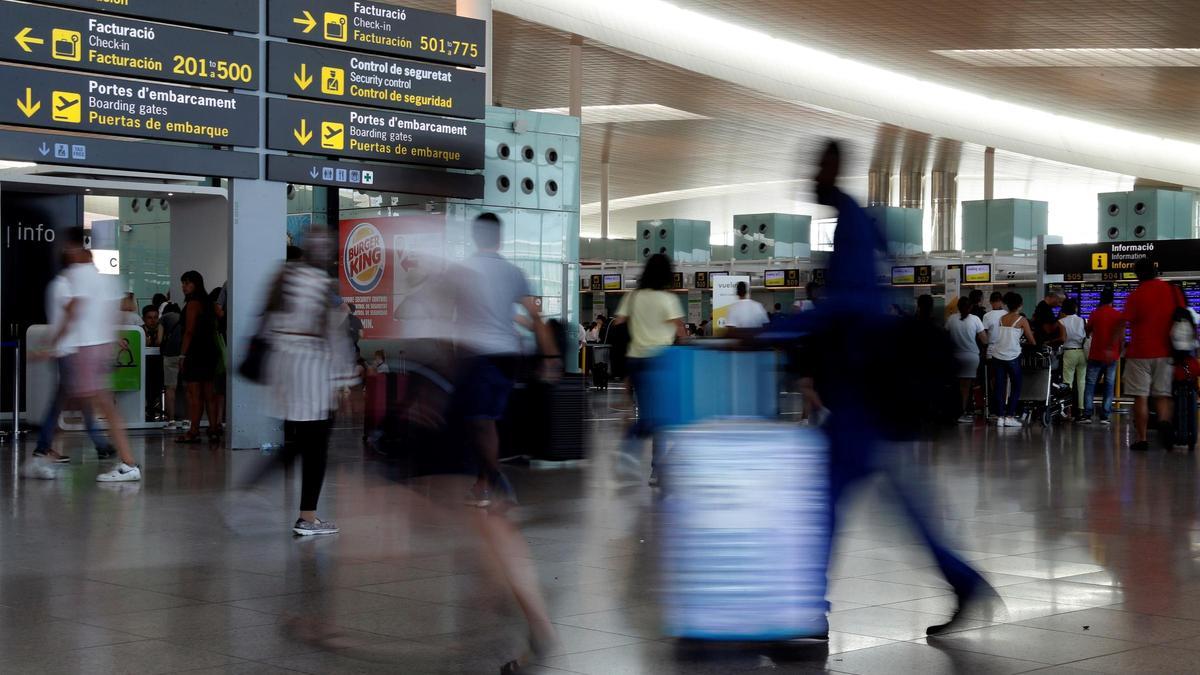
left=600, top=161, right=610, bottom=239
left=984, top=147, right=995, bottom=201
left=457, top=0, right=494, bottom=104
left=867, top=169, right=892, bottom=207
left=569, top=35, right=583, bottom=118
left=930, top=170, right=958, bottom=251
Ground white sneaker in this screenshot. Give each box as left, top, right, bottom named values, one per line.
left=958, top=415, right=975, bottom=424
left=97, top=463, right=141, bottom=482
left=24, top=458, right=57, bottom=480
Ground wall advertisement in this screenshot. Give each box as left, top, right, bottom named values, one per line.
left=712, top=275, right=749, bottom=336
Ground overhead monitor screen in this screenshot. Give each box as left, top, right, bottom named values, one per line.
left=891, top=266, right=915, bottom=285
left=603, top=274, right=622, bottom=291
left=963, top=263, right=991, bottom=283
left=764, top=270, right=787, bottom=287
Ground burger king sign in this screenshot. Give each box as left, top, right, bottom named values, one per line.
left=344, top=222, right=386, bottom=293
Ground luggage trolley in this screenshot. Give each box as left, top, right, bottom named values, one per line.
left=1018, top=346, right=1072, bottom=426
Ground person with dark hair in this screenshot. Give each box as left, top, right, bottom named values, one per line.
left=947, top=296, right=986, bottom=423
left=991, top=292, right=1036, bottom=427
left=968, top=289, right=986, bottom=320
left=46, top=226, right=139, bottom=481
left=176, top=270, right=221, bottom=443
left=1057, top=298, right=1088, bottom=420
left=1122, top=258, right=1184, bottom=449
left=1032, top=291, right=1063, bottom=346
left=771, top=302, right=784, bottom=319
left=916, top=294, right=935, bottom=322
left=727, top=280, right=769, bottom=329
left=800, top=281, right=820, bottom=312
left=143, top=304, right=165, bottom=422
left=613, top=253, right=686, bottom=485
left=345, top=302, right=363, bottom=345
left=159, top=301, right=184, bottom=428
left=1082, top=287, right=1121, bottom=424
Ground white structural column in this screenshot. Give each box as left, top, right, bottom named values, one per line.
left=569, top=35, right=583, bottom=118
left=457, top=0, right=494, bottom=104
left=600, top=161, right=610, bottom=239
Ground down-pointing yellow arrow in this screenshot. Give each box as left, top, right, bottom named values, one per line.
left=16, top=87, right=40, bottom=118
left=293, top=11, right=316, bottom=34
left=14, top=27, right=43, bottom=53
left=293, top=63, right=312, bottom=90
left=293, top=118, right=312, bottom=145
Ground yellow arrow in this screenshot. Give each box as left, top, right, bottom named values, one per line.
left=293, top=118, right=312, bottom=145
left=293, top=10, right=316, bottom=33
left=16, top=87, right=40, bottom=118
left=293, top=63, right=312, bottom=90
left=14, top=27, right=43, bottom=53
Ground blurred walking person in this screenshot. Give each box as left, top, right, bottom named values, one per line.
left=1123, top=258, right=1184, bottom=450
left=613, top=253, right=686, bottom=486
left=176, top=271, right=221, bottom=443
left=243, top=234, right=356, bottom=535
left=43, top=227, right=139, bottom=482
left=29, top=251, right=116, bottom=475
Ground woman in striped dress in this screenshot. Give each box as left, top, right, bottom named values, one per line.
left=252, top=238, right=356, bottom=536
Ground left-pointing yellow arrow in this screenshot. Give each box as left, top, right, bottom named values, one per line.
left=293, top=118, right=312, bottom=145
left=14, top=27, right=44, bottom=53
left=293, top=10, right=316, bottom=34
left=17, top=88, right=40, bottom=118
left=294, top=63, right=313, bottom=90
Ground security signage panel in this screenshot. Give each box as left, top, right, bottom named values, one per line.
left=1046, top=240, right=1200, bottom=275
left=267, top=0, right=486, bottom=67
left=0, top=1, right=260, bottom=89
left=30, top=0, right=259, bottom=32
left=0, top=128, right=259, bottom=177
left=266, top=154, right=482, bottom=198
left=0, top=64, right=259, bottom=146
left=267, top=42, right=483, bottom=119
left=266, top=98, right=483, bottom=169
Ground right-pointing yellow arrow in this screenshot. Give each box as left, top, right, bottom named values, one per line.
left=293, top=63, right=312, bottom=90
left=14, top=27, right=43, bottom=53
left=293, top=118, right=312, bottom=145
left=16, top=87, right=40, bottom=118
left=293, top=10, right=316, bottom=34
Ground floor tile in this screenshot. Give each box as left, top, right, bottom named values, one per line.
left=829, top=605, right=991, bottom=641
left=827, top=578, right=953, bottom=605
left=826, top=640, right=1044, bottom=675
left=81, top=603, right=282, bottom=639
left=1016, top=607, right=1200, bottom=643
left=1064, top=645, right=1200, bottom=673
left=926, top=623, right=1140, bottom=665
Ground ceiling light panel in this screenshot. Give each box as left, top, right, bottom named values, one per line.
left=934, top=48, right=1200, bottom=68
left=530, top=104, right=709, bottom=124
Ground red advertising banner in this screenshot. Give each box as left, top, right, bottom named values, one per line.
left=339, top=216, right=445, bottom=339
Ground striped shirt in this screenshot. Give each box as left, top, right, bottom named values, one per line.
left=265, top=263, right=356, bottom=421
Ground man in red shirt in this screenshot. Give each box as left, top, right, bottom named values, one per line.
left=1122, top=259, right=1184, bottom=450
left=1081, top=287, right=1122, bottom=424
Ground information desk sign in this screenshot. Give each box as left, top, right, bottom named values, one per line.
left=0, top=1, right=260, bottom=89
left=267, top=42, right=484, bottom=119
left=266, top=98, right=483, bottom=169
left=0, top=64, right=259, bottom=146
left=267, top=0, right=486, bottom=68
left=0, top=128, right=259, bottom=178
left=1046, top=239, right=1200, bottom=276
left=266, top=154, right=482, bottom=198
left=29, top=0, right=259, bottom=32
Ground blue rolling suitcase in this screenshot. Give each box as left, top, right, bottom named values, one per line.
left=660, top=422, right=830, bottom=641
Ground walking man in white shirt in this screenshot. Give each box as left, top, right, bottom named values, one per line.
left=45, top=227, right=140, bottom=482
left=726, top=281, right=770, bottom=330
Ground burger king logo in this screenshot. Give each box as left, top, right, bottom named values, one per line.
left=344, top=222, right=385, bottom=293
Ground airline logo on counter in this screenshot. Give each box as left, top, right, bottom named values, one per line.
left=344, top=221, right=386, bottom=293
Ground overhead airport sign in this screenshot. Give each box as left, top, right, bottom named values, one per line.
left=267, top=0, right=486, bottom=68
left=0, top=64, right=259, bottom=146
left=267, top=42, right=484, bottom=119
left=1046, top=239, right=1200, bottom=275
left=0, top=128, right=259, bottom=178
left=267, top=154, right=483, bottom=198
left=266, top=98, right=483, bottom=169
left=1, top=1, right=260, bottom=88
left=29, top=0, right=260, bottom=32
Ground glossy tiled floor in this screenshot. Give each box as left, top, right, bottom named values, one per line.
left=4, top=390, right=1200, bottom=674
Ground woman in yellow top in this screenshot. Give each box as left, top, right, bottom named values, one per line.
left=613, top=254, right=687, bottom=485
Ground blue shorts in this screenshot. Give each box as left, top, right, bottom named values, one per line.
left=455, top=356, right=518, bottom=421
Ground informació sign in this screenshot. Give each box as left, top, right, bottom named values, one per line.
left=1045, top=239, right=1200, bottom=275
left=267, top=0, right=486, bottom=68
left=0, top=1, right=260, bottom=89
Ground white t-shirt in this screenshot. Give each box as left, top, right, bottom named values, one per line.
left=45, top=275, right=73, bottom=357
left=946, top=313, right=985, bottom=354
left=1059, top=314, right=1086, bottom=349
left=120, top=311, right=144, bottom=327
left=726, top=298, right=770, bottom=328
left=982, top=308, right=1007, bottom=358
left=63, top=262, right=119, bottom=348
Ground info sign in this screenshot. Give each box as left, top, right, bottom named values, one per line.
left=267, top=41, right=484, bottom=119
left=267, top=0, right=486, bottom=67
left=0, top=64, right=259, bottom=146
left=266, top=97, right=483, bottom=169
left=0, top=1, right=260, bottom=88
